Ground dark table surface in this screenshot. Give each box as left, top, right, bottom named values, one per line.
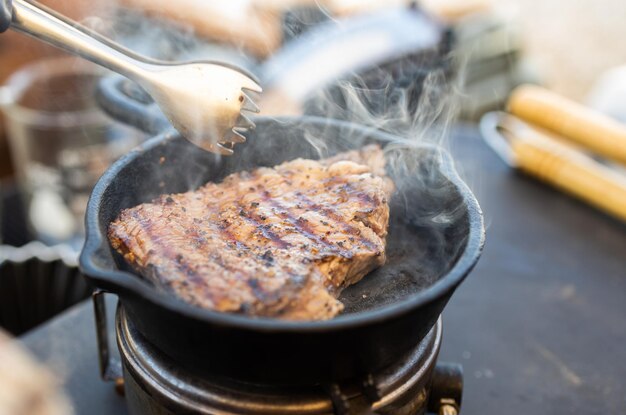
left=20, top=125, right=626, bottom=415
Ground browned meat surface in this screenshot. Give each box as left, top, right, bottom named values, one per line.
left=108, top=145, right=392, bottom=320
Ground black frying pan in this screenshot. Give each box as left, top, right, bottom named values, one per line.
left=80, top=80, right=484, bottom=385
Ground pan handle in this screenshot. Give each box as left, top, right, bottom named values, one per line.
left=96, top=75, right=171, bottom=135
left=92, top=290, right=124, bottom=391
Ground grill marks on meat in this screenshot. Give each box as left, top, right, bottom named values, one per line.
left=109, top=145, right=392, bottom=320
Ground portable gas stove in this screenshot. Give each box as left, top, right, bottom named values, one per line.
left=93, top=295, right=462, bottom=415
left=83, top=6, right=479, bottom=407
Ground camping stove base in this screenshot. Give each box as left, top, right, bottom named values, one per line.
left=115, top=306, right=461, bottom=415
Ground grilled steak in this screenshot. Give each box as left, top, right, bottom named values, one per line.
left=109, top=145, right=392, bottom=320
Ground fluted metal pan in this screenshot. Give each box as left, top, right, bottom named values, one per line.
left=0, top=242, right=91, bottom=335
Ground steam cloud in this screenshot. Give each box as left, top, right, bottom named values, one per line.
left=86, top=3, right=471, bottom=311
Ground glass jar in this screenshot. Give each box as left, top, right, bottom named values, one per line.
left=0, top=56, right=141, bottom=248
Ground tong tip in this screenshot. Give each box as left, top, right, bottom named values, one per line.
left=225, top=128, right=247, bottom=143
left=237, top=113, right=256, bottom=130
left=211, top=142, right=235, bottom=155
left=242, top=81, right=263, bottom=94
left=240, top=91, right=261, bottom=114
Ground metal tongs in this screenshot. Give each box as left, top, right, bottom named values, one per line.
left=0, top=0, right=261, bottom=155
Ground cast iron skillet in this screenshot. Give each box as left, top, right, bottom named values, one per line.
left=80, top=83, right=484, bottom=385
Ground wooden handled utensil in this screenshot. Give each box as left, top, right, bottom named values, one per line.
left=508, top=84, right=626, bottom=166
left=480, top=112, right=626, bottom=222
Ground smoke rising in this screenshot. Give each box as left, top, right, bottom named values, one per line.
left=87, top=3, right=473, bottom=313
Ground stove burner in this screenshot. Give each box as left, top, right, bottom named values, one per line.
left=112, top=305, right=462, bottom=415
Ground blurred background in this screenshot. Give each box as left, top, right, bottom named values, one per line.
left=1, top=1, right=626, bottom=414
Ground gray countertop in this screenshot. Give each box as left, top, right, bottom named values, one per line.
left=21, top=125, right=626, bottom=415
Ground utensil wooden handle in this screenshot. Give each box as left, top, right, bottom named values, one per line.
left=508, top=84, right=626, bottom=166
left=509, top=125, right=626, bottom=222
